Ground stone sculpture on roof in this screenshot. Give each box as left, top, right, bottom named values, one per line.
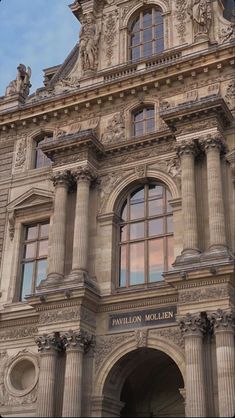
left=5, top=64, right=31, bottom=98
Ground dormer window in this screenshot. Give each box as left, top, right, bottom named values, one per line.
left=132, top=106, right=155, bottom=137
left=129, top=7, right=164, bottom=61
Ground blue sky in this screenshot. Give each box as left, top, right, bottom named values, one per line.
left=0, top=0, right=79, bottom=96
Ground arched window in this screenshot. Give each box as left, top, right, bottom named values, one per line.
left=132, top=106, right=155, bottom=137
left=34, top=133, right=53, bottom=168
left=119, top=183, right=174, bottom=288
left=129, top=7, right=164, bottom=61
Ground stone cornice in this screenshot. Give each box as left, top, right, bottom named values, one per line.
left=0, top=42, right=234, bottom=129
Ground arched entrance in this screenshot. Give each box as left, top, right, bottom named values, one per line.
left=101, top=347, right=185, bottom=418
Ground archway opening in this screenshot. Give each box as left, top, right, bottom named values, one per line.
left=103, top=347, right=185, bottom=418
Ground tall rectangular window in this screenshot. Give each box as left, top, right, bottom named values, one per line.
left=20, top=221, right=49, bottom=301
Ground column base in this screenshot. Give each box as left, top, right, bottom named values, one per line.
left=200, top=246, right=233, bottom=262
left=173, top=249, right=201, bottom=267
left=64, top=270, right=99, bottom=291
left=37, top=273, right=64, bottom=290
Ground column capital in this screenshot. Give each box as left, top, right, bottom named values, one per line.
left=210, top=309, right=235, bottom=333
left=62, top=329, right=95, bottom=353
left=176, top=139, right=199, bottom=157
left=51, top=169, right=72, bottom=188
left=72, top=166, right=97, bottom=184
left=199, top=134, right=227, bottom=154
left=35, top=332, right=65, bottom=353
left=179, top=313, right=208, bottom=337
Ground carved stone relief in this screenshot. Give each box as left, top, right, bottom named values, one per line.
left=135, top=329, right=148, bottom=348
left=219, top=24, right=235, bottom=44
left=79, top=12, right=101, bottom=74
left=178, top=284, right=230, bottom=304
left=175, top=0, right=188, bottom=43
left=135, top=164, right=147, bottom=179
left=225, top=80, right=235, bottom=110
left=149, top=327, right=185, bottom=350
left=5, top=64, right=31, bottom=99
left=95, top=333, right=133, bottom=373
left=166, top=157, right=181, bottom=189
left=187, top=0, right=212, bottom=40
left=101, top=112, right=125, bottom=145
left=98, top=170, right=127, bottom=213
left=104, top=11, right=118, bottom=65
left=14, top=135, right=27, bottom=170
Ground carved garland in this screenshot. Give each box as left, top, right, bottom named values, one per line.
left=175, top=0, right=187, bottom=44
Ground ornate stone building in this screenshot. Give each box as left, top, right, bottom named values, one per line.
left=0, top=0, right=234, bottom=417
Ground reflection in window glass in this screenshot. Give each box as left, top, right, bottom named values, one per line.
left=129, top=7, right=164, bottom=61
left=119, top=183, right=173, bottom=287
left=20, top=221, right=49, bottom=301
left=35, top=134, right=53, bottom=169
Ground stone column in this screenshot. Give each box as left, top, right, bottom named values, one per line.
left=201, top=135, right=227, bottom=251
left=70, top=167, right=95, bottom=280
left=35, top=333, right=64, bottom=417
left=211, top=309, right=235, bottom=418
left=39, top=170, right=71, bottom=288
left=62, top=330, right=93, bottom=417
left=180, top=313, right=207, bottom=417
left=177, top=139, right=199, bottom=256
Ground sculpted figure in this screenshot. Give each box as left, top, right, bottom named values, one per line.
left=5, top=64, right=31, bottom=97
left=79, top=12, right=100, bottom=72
left=187, top=0, right=212, bottom=38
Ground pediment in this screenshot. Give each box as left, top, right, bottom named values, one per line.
left=7, top=188, right=54, bottom=213
left=48, top=44, right=80, bottom=91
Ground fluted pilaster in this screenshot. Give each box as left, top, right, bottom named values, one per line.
left=62, top=330, right=94, bottom=417
left=201, top=135, right=227, bottom=250
left=177, top=139, right=199, bottom=257
left=35, top=333, right=65, bottom=417
left=211, top=309, right=235, bottom=418
left=180, top=313, right=207, bottom=417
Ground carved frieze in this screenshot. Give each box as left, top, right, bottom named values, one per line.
left=38, top=307, right=81, bottom=324
left=225, top=80, right=235, bottom=110
left=98, top=170, right=127, bottom=213
left=179, top=284, right=230, bottom=304
left=219, top=24, right=235, bottom=44
left=0, top=325, right=37, bottom=341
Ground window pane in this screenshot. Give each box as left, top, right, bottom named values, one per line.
left=121, top=225, right=127, bottom=242
left=36, top=259, right=47, bottom=287
left=21, top=262, right=34, bottom=300
left=24, top=243, right=36, bottom=259
left=26, top=226, right=37, bottom=240
left=131, top=32, right=140, bottom=46
left=155, top=11, right=163, bottom=24
left=167, top=216, right=173, bottom=233
left=130, top=222, right=145, bottom=240
left=146, top=107, right=154, bottom=118
left=143, top=28, right=152, bottom=42
left=149, top=219, right=163, bottom=236
left=38, top=240, right=48, bottom=257
left=40, top=223, right=49, bottom=237
left=143, top=11, right=152, bottom=27
left=130, top=188, right=145, bottom=219
left=35, top=148, right=51, bottom=169
left=149, top=184, right=163, bottom=198
left=148, top=239, right=164, bottom=282
left=166, top=190, right=173, bottom=213
left=134, top=110, right=144, bottom=122
left=148, top=198, right=163, bottom=216
left=146, top=118, right=155, bottom=133
left=120, top=245, right=127, bottom=287
left=130, top=242, right=144, bottom=285
left=132, top=17, right=140, bottom=33
left=156, top=38, right=164, bottom=53
left=121, top=202, right=127, bottom=221
left=167, top=236, right=174, bottom=270
left=131, top=46, right=140, bottom=61
left=134, top=122, right=144, bottom=137
left=143, top=42, right=152, bottom=57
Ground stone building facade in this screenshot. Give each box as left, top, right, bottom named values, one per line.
left=0, top=0, right=234, bottom=417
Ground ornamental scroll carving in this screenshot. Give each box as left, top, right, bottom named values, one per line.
left=0, top=325, right=37, bottom=341
left=104, top=11, right=118, bottom=65
left=39, top=307, right=81, bottom=324
left=101, top=112, right=125, bottom=144
left=95, top=333, right=133, bottom=373
left=149, top=327, right=184, bottom=350
left=167, top=157, right=181, bottom=189
left=219, top=24, right=235, bottom=44
left=175, top=0, right=188, bottom=43
left=98, top=170, right=126, bottom=213
left=179, top=312, right=208, bottom=335
left=14, top=135, right=27, bottom=169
